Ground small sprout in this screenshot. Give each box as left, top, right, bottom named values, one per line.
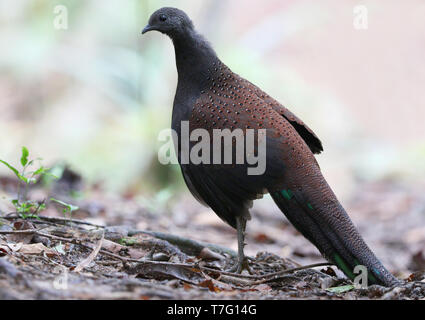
left=119, top=237, right=137, bottom=246
left=0, top=147, right=61, bottom=219
left=50, top=198, right=79, bottom=217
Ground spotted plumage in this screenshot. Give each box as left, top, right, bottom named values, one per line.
left=143, top=7, right=400, bottom=286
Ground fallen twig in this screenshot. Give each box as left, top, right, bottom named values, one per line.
left=2, top=213, right=104, bottom=228
left=129, top=229, right=237, bottom=258
left=199, top=262, right=333, bottom=281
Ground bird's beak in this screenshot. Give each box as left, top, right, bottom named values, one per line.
left=142, top=24, right=155, bottom=34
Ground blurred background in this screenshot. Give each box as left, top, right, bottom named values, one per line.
left=1, top=0, right=424, bottom=275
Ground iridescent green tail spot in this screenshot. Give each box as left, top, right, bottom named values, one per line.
left=333, top=253, right=355, bottom=280
left=280, top=189, right=293, bottom=200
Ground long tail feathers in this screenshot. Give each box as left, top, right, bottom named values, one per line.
left=270, top=188, right=400, bottom=287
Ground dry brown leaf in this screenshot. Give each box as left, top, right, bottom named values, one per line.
left=18, top=243, right=58, bottom=257
left=128, top=248, right=147, bottom=260
left=6, top=242, right=23, bottom=252
left=253, top=284, right=272, bottom=291
left=183, top=283, right=193, bottom=290
left=199, top=279, right=221, bottom=292
left=253, top=233, right=274, bottom=244
left=101, top=239, right=125, bottom=254
left=200, top=270, right=234, bottom=291
left=74, top=232, right=104, bottom=272
left=135, top=263, right=204, bottom=284
left=101, top=238, right=147, bottom=260
left=198, top=247, right=224, bottom=261
left=6, top=220, right=35, bottom=244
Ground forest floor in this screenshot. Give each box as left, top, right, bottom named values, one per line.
left=0, top=169, right=424, bottom=300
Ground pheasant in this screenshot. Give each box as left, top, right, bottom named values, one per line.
left=142, top=7, right=399, bottom=286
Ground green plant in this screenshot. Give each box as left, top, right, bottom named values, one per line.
left=0, top=147, right=54, bottom=218
left=118, top=237, right=137, bottom=246
left=0, top=147, right=77, bottom=220
left=50, top=198, right=79, bottom=219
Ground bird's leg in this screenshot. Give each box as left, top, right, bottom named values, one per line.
left=227, top=216, right=252, bottom=274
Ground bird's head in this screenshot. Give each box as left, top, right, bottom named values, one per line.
left=142, top=7, right=194, bottom=38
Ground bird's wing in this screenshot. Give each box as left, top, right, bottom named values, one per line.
left=180, top=162, right=256, bottom=228
left=180, top=87, right=285, bottom=227
left=241, top=79, right=323, bottom=154
left=179, top=65, right=322, bottom=227
left=272, top=104, right=323, bottom=154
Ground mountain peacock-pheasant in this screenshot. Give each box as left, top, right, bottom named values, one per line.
left=142, top=7, right=400, bottom=287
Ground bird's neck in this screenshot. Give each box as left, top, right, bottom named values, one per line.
left=172, top=30, right=218, bottom=89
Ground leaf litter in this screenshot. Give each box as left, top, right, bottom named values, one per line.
left=0, top=170, right=424, bottom=300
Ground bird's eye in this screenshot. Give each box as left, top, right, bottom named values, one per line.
left=159, top=14, right=167, bottom=22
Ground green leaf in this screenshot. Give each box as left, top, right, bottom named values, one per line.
left=32, top=166, right=57, bottom=180
left=21, top=147, right=29, bottom=167
left=11, top=199, right=20, bottom=210
left=0, top=160, right=27, bottom=183
left=68, top=204, right=79, bottom=212
left=41, top=172, right=58, bottom=180
left=15, top=201, right=36, bottom=213
left=50, top=198, right=79, bottom=213
left=35, top=203, right=46, bottom=214
left=20, top=213, right=40, bottom=220
left=326, top=285, right=355, bottom=294
left=0, top=160, right=19, bottom=177
left=50, top=198, right=69, bottom=207
left=33, top=167, right=46, bottom=175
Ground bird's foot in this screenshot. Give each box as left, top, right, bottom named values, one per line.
left=226, top=256, right=253, bottom=274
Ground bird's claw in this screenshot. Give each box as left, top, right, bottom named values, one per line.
left=226, top=256, right=253, bottom=274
